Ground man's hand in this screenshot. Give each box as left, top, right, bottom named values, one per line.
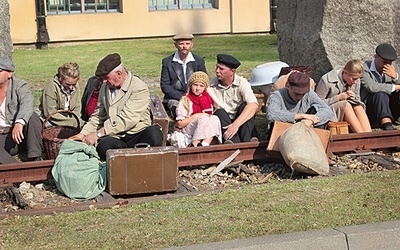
left=12, top=123, right=24, bottom=144
left=83, top=132, right=98, bottom=146
left=300, top=114, right=320, bottom=125
left=223, top=123, right=239, bottom=140
left=301, top=119, right=314, bottom=127
left=69, top=133, right=85, bottom=141
left=383, top=64, right=398, bottom=79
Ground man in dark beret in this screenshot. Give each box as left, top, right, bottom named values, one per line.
left=0, top=56, right=43, bottom=163
left=361, top=43, right=400, bottom=130
left=208, top=54, right=259, bottom=143
left=267, top=72, right=335, bottom=129
left=71, top=53, right=163, bottom=160
left=160, top=33, right=207, bottom=118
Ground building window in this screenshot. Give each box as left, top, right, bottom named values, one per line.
left=148, top=0, right=216, bottom=11
left=47, top=0, right=121, bottom=14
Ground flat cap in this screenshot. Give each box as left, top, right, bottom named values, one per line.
left=376, top=43, right=397, bottom=61
left=172, top=33, right=194, bottom=41
left=95, top=53, right=121, bottom=77
left=0, top=56, right=15, bottom=72
left=288, top=72, right=310, bottom=94
left=217, top=54, right=241, bottom=69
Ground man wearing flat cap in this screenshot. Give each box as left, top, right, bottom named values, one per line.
left=267, top=72, right=335, bottom=129
left=0, top=56, right=43, bottom=163
left=361, top=43, right=400, bottom=130
left=208, top=54, right=259, bottom=143
left=160, top=33, right=207, bottom=118
left=71, top=53, right=163, bottom=160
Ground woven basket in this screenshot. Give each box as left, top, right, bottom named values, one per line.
left=42, top=110, right=81, bottom=160
left=327, top=121, right=349, bottom=135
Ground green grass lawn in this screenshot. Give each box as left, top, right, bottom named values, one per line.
left=1, top=171, right=400, bottom=249
left=3, top=34, right=400, bottom=249
left=13, top=34, right=278, bottom=104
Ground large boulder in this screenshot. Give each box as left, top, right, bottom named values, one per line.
left=0, top=0, right=12, bottom=59
left=277, top=0, right=400, bottom=82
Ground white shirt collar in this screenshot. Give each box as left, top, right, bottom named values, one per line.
left=370, top=59, right=383, bottom=77
left=172, top=51, right=195, bottom=64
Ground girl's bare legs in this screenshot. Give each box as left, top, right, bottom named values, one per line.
left=343, top=102, right=364, bottom=133
left=191, top=140, right=201, bottom=147
left=201, top=137, right=214, bottom=146
left=353, top=105, right=372, bottom=132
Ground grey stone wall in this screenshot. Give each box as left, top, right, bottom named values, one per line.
left=0, top=0, right=13, bottom=59
left=277, top=0, right=400, bottom=82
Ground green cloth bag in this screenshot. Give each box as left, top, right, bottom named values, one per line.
left=52, top=140, right=106, bottom=200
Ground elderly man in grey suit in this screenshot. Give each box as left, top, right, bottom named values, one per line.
left=71, top=53, right=163, bottom=161
left=160, top=33, right=207, bottom=118
left=361, top=43, right=400, bottom=130
left=0, top=56, right=43, bottom=163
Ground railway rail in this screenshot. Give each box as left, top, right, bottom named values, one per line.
left=1, top=129, right=400, bottom=188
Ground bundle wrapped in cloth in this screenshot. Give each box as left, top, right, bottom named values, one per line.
left=279, top=122, right=329, bottom=175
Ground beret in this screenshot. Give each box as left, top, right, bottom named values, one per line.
left=0, top=56, right=15, bottom=72
left=288, top=72, right=310, bottom=94
left=188, top=71, right=210, bottom=89
left=172, top=33, right=194, bottom=41
left=95, top=53, right=121, bottom=77
left=217, top=54, right=241, bottom=69
left=376, top=43, right=397, bottom=61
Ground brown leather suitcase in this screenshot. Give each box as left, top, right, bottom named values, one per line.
left=106, top=145, right=179, bottom=196
left=150, top=95, right=170, bottom=146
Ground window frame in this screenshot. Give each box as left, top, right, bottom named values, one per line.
left=148, top=0, right=216, bottom=11
left=46, top=0, right=121, bottom=14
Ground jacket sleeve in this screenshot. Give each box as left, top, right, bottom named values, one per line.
left=361, top=67, right=393, bottom=94
left=195, top=56, right=207, bottom=73
left=160, top=57, right=184, bottom=101
left=308, top=91, right=336, bottom=125
left=13, top=80, right=34, bottom=124
left=266, top=91, right=296, bottom=123
left=315, top=77, right=339, bottom=106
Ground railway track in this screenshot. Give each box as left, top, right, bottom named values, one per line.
left=1, top=129, right=400, bottom=219
left=1, top=129, right=400, bottom=188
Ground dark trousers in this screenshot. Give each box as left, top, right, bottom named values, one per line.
left=96, top=125, right=163, bottom=161
left=366, top=92, right=400, bottom=128
left=214, top=103, right=258, bottom=143
left=0, top=112, right=43, bottom=164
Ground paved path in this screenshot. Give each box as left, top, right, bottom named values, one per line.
left=165, top=220, right=400, bottom=250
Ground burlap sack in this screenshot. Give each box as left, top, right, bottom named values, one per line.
left=279, top=122, right=329, bottom=175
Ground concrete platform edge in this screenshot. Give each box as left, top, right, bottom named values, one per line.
left=165, top=220, right=400, bottom=250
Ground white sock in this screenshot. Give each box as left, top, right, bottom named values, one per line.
left=201, top=142, right=210, bottom=146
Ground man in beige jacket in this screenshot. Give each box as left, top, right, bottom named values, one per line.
left=72, top=53, right=162, bottom=160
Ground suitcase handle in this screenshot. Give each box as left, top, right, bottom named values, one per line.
left=134, top=143, right=151, bottom=150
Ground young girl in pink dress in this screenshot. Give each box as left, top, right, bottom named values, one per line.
left=175, top=71, right=222, bottom=147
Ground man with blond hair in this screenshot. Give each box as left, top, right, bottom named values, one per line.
left=160, top=33, right=207, bottom=118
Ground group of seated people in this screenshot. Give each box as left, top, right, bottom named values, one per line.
left=267, top=43, right=400, bottom=134
left=0, top=53, right=163, bottom=163
left=0, top=34, right=398, bottom=164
